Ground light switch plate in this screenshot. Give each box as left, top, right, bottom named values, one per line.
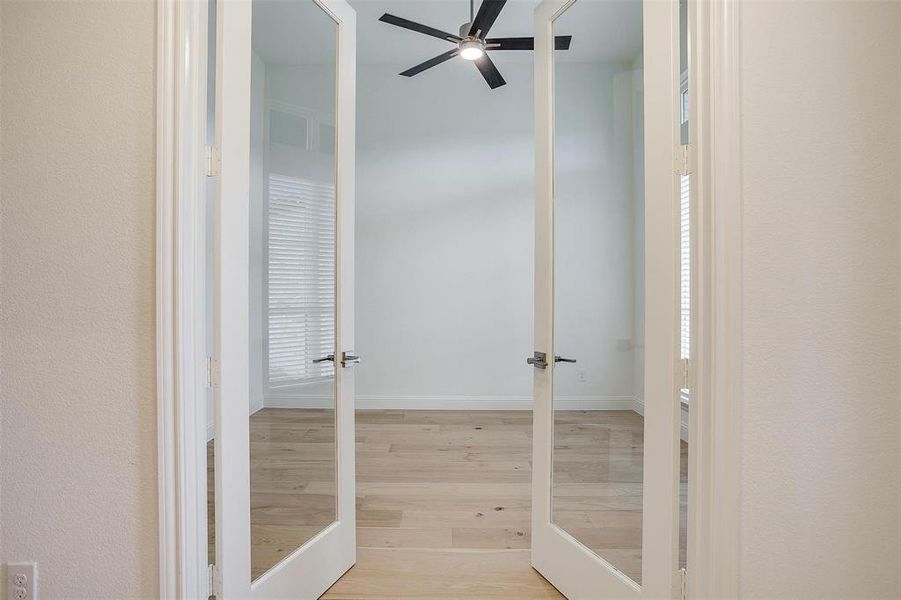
left=7, top=562, right=36, bottom=600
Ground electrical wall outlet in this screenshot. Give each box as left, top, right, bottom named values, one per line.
left=7, top=563, right=36, bottom=600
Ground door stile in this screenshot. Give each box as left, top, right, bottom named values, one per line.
left=530, top=0, right=556, bottom=578
left=214, top=0, right=253, bottom=594
left=639, top=0, right=683, bottom=595
left=334, top=0, right=358, bottom=566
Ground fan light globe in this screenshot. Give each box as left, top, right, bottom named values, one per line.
left=459, top=39, right=485, bottom=61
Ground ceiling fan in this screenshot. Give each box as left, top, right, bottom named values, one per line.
left=379, top=0, right=572, bottom=89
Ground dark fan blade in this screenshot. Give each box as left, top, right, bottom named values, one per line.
left=486, top=37, right=533, bottom=50
left=400, top=49, right=460, bottom=77
left=486, top=36, right=572, bottom=50
left=468, top=0, right=506, bottom=38
left=555, top=35, right=573, bottom=50
left=474, top=53, right=506, bottom=89
left=379, top=13, right=461, bottom=42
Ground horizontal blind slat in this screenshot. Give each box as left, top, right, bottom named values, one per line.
left=267, top=173, right=337, bottom=387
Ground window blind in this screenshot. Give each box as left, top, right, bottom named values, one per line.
left=680, top=173, right=690, bottom=403
left=267, top=173, right=336, bottom=388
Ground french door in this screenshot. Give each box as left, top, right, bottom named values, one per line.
left=214, top=0, right=357, bottom=597
left=530, top=0, right=681, bottom=598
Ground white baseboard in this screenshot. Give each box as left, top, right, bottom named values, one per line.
left=263, top=394, right=636, bottom=411
left=632, top=396, right=645, bottom=416
left=251, top=395, right=689, bottom=440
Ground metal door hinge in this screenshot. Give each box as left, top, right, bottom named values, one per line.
left=206, top=356, right=220, bottom=388
left=206, top=145, right=220, bottom=177
left=680, top=567, right=687, bottom=600
left=208, top=563, right=220, bottom=598
left=676, top=144, right=691, bottom=176
left=680, top=357, right=690, bottom=391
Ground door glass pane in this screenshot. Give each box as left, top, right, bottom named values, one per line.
left=249, top=0, right=338, bottom=581
left=551, top=0, right=645, bottom=585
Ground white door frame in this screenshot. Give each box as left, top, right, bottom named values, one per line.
left=685, top=1, right=743, bottom=598
left=157, top=0, right=213, bottom=597
left=155, top=0, right=743, bottom=597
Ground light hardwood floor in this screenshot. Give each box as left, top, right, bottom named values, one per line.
left=209, top=408, right=688, bottom=598
left=325, top=409, right=558, bottom=599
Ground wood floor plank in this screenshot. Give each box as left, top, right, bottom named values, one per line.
left=451, top=527, right=530, bottom=550
left=357, top=526, right=454, bottom=550
left=207, top=408, right=687, bottom=596
left=321, top=548, right=562, bottom=600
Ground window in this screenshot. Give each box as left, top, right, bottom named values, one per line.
left=266, top=174, right=336, bottom=388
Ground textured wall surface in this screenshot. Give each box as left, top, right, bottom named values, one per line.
left=739, top=1, right=901, bottom=597
left=0, top=1, right=159, bottom=598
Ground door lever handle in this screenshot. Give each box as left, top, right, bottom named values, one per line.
left=527, top=351, right=548, bottom=369
left=554, top=356, right=577, bottom=363
left=313, top=354, right=335, bottom=363
left=341, top=351, right=361, bottom=368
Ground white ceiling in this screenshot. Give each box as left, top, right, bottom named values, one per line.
left=353, top=0, right=642, bottom=65
left=252, top=0, right=339, bottom=65
left=252, top=0, right=643, bottom=66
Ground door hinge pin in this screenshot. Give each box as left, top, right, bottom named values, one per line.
left=676, top=144, right=691, bottom=176
left=208, top=563, right=220, bottom=598
left=206, top=145, right=220, bottom=177
left=206, top=356, right=220, bottom=388
left=680, top=567, right=687, bottom=600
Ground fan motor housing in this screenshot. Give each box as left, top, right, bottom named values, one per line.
left=458, top=37, right=486, bottom=60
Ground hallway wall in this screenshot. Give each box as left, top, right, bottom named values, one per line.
left=0, top=1, right=159, bottom=598
left=738, top=1, right=901, bottom=596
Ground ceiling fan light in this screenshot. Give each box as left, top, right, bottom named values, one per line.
left=459, top=39, right=485, bottom=61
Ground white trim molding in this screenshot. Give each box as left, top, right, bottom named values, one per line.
left=156, top=2, right=177, bottom=596
left=687, top=0, right=743, bottom=597
left=157, top=1, right=211, bottom=598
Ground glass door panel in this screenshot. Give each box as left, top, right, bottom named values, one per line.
left=550, top=0, right=645, bottom=585
left=249, top=0, right=339, bottom=581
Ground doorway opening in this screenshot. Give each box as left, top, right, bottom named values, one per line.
left=200, top=0, right=690, bottom=597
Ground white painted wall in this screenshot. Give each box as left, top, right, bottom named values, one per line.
left=0, top=1, right=159, bottom=598
left=354, top=60, right=644, bottom=409
left=738, top=1, right=901, bottom=597
left=630, top=53, right=646, bottom=406
left=553, top=62, right=640, bottom=406
left=355, top=62, right=534, bottom=407
left=0, top=3, right=897, bottom=598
